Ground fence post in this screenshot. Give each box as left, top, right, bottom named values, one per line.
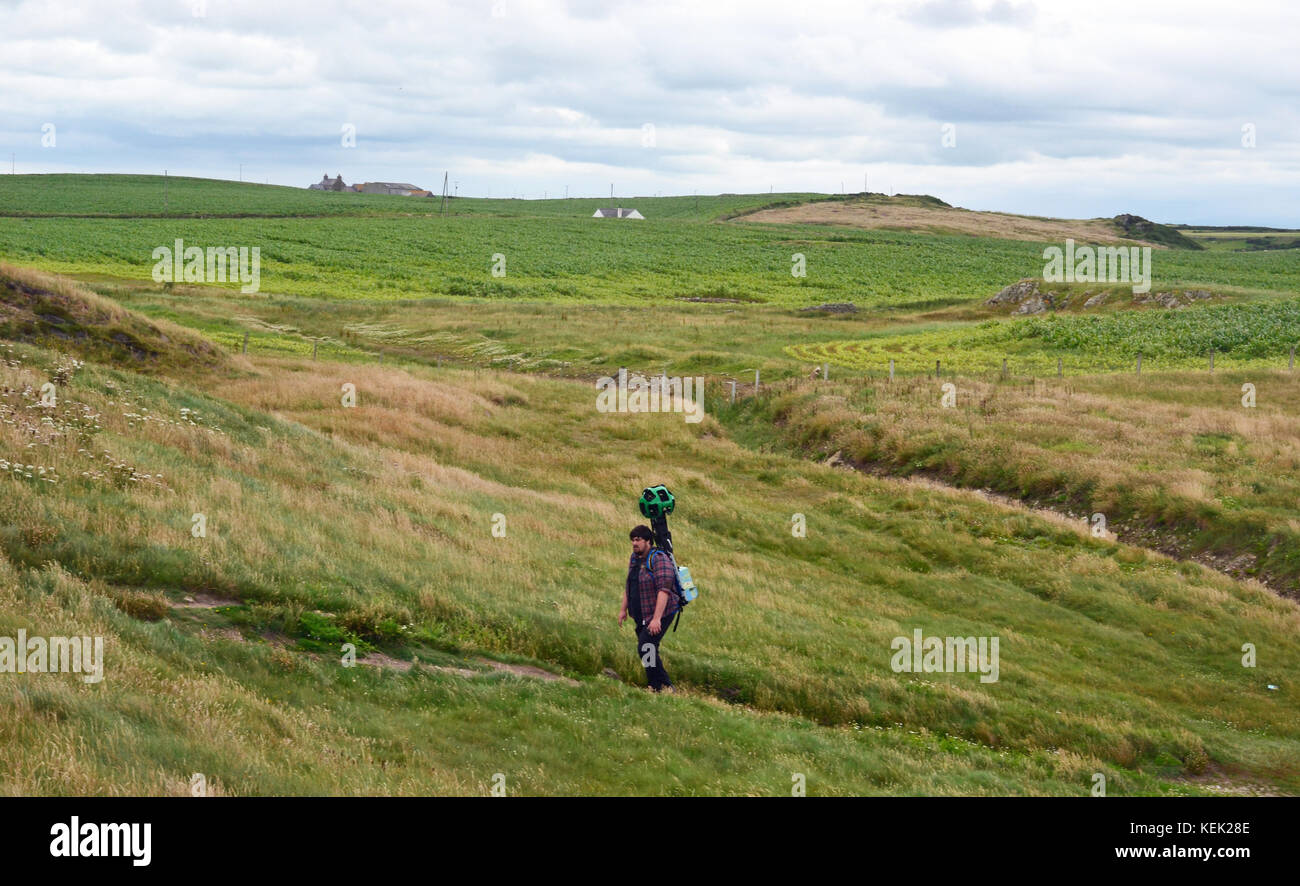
left=1001, top=357, right=1008, bottom=379
left=889, top=359, right=895, bottom=382
left=755, top=369, right=760, bottom=393
left=1209, top=349, right=1214, bottom=372
left=242, top=331, right=248, bottom=354
left=1291, top=345, right=1295, bottom=371
left=729, top=380, right=736, bottom=403
left=1057, top=357, right=1062, bottom=378
left=822, top=362, right=829, bottom=381
left=935, top=359, right=941, bottom=378
left=312, top=340, right=318, bottom=360
left=1136, top=353, right=1142, bottom=376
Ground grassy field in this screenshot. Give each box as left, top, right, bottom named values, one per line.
left=0, top=174, right=835, bottom=221
left=787, top=298, right=1300, bottom=376
left=1, top=176, right=1298, bottom=309
left=723, top=368, right=1300, bottom=592
left=1, top=178, right=1298, bottom=796
left=1182, top=227, right=1300, bottom=253
left=1, top=266, right=1298, bottom=795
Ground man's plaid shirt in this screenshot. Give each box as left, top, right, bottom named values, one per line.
left=626, top=548, right=680, bottom=626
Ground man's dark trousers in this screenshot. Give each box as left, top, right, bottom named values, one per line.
left=636, top=617, right=674, bottom=691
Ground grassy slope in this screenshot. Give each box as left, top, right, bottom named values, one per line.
left=722, top=371, right=1300, bottom=593
left=2, top=174, right=1298, bottom=796
left=2, top=269, right=1298, bottom=795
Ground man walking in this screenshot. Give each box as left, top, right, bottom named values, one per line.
left=619, top=524, right=679, bottom=692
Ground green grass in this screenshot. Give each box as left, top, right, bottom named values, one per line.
left=719, top=367, right=1300, bottom=592
left=2, top=177, right=1298, bottom=309
left=2, top=176, right=1298, bottom=796
left=0, top=174, right=826, bottom=221
left=788, top=299, right=1300, bottom=375
left=1182, top=228, right=1300, bottom=253
left=1, top=297, right=1297, bottom=793
left=5, top=559, right=1163, bottom=796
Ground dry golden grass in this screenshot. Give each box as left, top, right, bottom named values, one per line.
left=743, top=202, right=1159, bottom=245
left=758, top=368, right=1300, bottom=591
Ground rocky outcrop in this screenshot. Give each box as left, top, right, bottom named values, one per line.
left=1133, top=289, right=1217, bottom=309
left=989, top=280, right=1218, bottom=314
left=986, top=280, right=1058, bottom=314
left=987, top=279, right=1039, bottom=306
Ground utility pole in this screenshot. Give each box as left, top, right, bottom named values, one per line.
left=164, top=170, right=168, bottom=213
left=239, top=163, right=243, bottom=182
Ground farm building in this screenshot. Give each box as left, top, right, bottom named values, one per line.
left=592, top=207, right=644, bottom=219
left=356, top=182, right=425, bottom=196
left=308, top=174, right=350, bottom=191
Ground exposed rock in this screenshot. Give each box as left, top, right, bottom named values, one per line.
left=1015, top=295, right=1050, bottom=315
left=987, top=279, right=1039, bottom=306
left=988, top=279, right=1070, bottom=314
left=1134, top=289, right=1218, bottom=309
left=1083, top=292, right=1109, bottom=308
left=1111, top=214, right=1204, bottom=249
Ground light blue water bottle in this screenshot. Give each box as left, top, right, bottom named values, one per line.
left=677, top=565, right=698, bottom=602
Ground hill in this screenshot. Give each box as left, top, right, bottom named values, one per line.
left=0, top=174, right=822, bottom=221
left=0, top=263, right=228, bottom=371
left=1, top=265, right=1298, bottom=794
left=740, top=195, right=1202, bottom=248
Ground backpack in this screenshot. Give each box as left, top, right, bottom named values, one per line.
left=647, top=549, right=698, bottom=632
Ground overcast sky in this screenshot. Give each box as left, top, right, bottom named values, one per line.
left=2, top=0, right=1297, bottom=224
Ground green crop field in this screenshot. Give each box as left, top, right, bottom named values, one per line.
left=1, top=176, right=1298, bottom=310
left=0, top=173, right=826, bottom=220
left=2, top=176, right=1298, bottom=797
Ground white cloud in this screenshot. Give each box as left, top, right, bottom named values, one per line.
left=0, top=0, right=1295, bottom=222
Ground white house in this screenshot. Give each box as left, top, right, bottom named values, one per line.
left=592, top=207, right=644, bottom=219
